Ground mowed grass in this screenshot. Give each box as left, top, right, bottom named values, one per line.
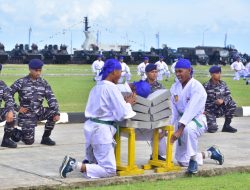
left=78, top=172, right=250, bottom=190
left=1, top=64, right=249, bottom=112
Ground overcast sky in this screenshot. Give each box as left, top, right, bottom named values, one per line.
left=0, top=0, right=250, bottom=54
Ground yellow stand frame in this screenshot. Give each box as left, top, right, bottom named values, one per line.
left=142, top=125, right=181, bottom=173
left=115, top=127, right=144, bottom=176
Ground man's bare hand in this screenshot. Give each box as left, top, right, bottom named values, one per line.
left=53, top=115, right=60, bottom=122
left=215, top=99, right=224, bottom=105
left=124, top=93, right=136, bottom=105
left=170, top=124, right=185, bottom=144
left=19, top=107, right=28, bottom=114
left=6, top=111, right=14, bottom=122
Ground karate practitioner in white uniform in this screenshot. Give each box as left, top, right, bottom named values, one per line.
left=155, top=56, right=170, bottom=81
left=170, top=58, right=224, bottom=174
left=117, top=56, right=131, bottom=84
left=137, top=57, right=149, bottom=80
left=91, top=55, right=104, bottom=81
left=230, top=56, right=246, bottom=80
left=60, top=59, right=136, bottom=178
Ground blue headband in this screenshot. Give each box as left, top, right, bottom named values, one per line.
left=99, top=59, right=122, bottom=80
left=175, top=58, right=191, bottom=69
left=133, top=80, right=151, bottom=98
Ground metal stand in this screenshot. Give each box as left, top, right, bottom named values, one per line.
left=115, top=127, right=144, bottom=176
left=143, top=125, right=181, bottom=173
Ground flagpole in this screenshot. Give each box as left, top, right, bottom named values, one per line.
left=28, top=27, right=32, bottom=48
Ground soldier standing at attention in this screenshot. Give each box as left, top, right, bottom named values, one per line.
left=0, top=64, right=17, bottom=148
left=10, top=59, right=60, bottom=146
left=203, top=65, right=237, bottom=133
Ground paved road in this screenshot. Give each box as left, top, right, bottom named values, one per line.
left=0, top=117, right=250, bottom=190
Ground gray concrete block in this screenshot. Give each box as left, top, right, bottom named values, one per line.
left=131, top=112, right=151, bottom=121
left=149, top=100, right=171, bottom=114
left=147, top=89, right=170, bottom=106
left=151, top=117, right=171, bottom=129
left=118, top=119, right=152, bottom=129
left=136, top=95, right=152, bottom=107
left=151, top=109, right=172, bottom=121
left=132, top=104, right=150, bottom=114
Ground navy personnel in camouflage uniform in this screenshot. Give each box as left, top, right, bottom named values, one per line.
left=0, top=64, right=17, bottom=148
left=203, top=66, right=237, bottom=133
left=145, top=63, right=165, bottom=92
left=10, top=59, right=60, bottom=146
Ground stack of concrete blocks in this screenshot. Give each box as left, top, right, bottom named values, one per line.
left=117, top=84, right=172, bottom=129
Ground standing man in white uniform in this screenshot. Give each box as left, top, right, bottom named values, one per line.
left=155, top=56, right=170, bottom=81
left=91, top=55, right=104, bottom=81
left=60, top=59, right=136, bottom=178
left=170, top=58, right=224, bottom=174
left=137, top=57, right=149, bottom=80
left=230, top=56, right=246, bottom=80
left=118, top=56, right=131, bottom=84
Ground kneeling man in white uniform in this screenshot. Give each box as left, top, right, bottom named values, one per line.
left=170, top=58, right=224, bottom=174
left=60, top=59, right=136, bottom=178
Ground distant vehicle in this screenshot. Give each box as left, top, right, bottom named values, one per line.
left=195, top=46, right=231, bottom=65
left=23, top=43, right=43, bottom=64
left=195, top=49, right=209, bottom=65
left=177, top=47, right=197, bottom=64
left=9, top=44, right=27, bottom=64
left=219, top=50, right=230, bottom=65
left=0, top=43, right=9, bottom=64
left=41, top=44, right=71, bottom=64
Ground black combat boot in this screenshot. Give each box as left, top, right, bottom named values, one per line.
left=41, top=130, right=56, bottom=146
left=222, top=118, right=237, bottom=133
left=1, top=132, right=17, bottom=148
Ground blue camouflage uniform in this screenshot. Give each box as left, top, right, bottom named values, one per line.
left=0, top=79, right=17, bottom=148
left=10, top=59, right=60, bottom=145
left=0, top=81, right=16, bottom=130
left=203, top=66, right=237, bottom=133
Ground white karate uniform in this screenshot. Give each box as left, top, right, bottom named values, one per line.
left=137, top=62, right=149, bottom=80
left=155, top=60, right=170, bottom=81
left=171, top=61, right=177, bottom=74
left=118, top=62, right=131, bottom=84
left=245, top=62, right=250, bottom=77
left=84, top=80, right=136, bottom=178
left=171, top=61, right=178, bottom=82
left=91, top=60, right=104, bottom=81
left=230, top=61, right=246, bottom=80
left=170, top=78, right=207, bottom=166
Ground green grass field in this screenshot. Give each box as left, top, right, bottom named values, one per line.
left=78, top=172, right=250, bottom=190
left=1, top=64, right=249, bottom=112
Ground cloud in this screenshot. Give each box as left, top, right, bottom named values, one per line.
left=0, top=2, right=16, bottom=14
left=0, top=0, right=250, bottom=52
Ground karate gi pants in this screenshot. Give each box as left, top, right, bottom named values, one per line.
left=174, top=117, right=207, bottom=166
